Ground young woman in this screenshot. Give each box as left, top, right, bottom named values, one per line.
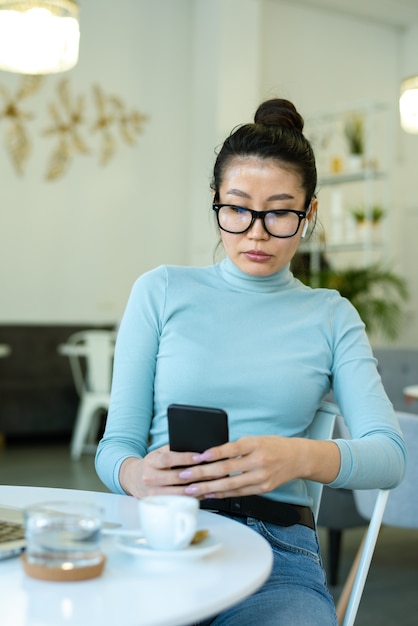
left=96, top=98, right=406, bottom=625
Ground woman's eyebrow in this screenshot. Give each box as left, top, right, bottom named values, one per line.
left=225, top=188, right=250, bottom=199
left=225, top=189, right=295, bottom=201
left=267, top=193, right=295, bottom=201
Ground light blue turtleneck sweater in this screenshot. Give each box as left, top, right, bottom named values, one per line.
left=95, top=258, right=406, bottom=504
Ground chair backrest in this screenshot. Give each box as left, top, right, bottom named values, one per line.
left=337, top=410, right=416, bottom=625
left=306, top=401, right=339, bottom=520
left=354, top=411, right=418, bottom=529
left=65, top=329, right=116, bottom=395
left=0, top=343, right=11, bottom=357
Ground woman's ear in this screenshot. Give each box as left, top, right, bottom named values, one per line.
left=308, top=197, right=318, bottom=223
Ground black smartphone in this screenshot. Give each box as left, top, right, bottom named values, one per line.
left=167, top=403, right=229, bottom=453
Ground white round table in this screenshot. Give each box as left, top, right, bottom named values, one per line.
left=0, top=485, right=273, bottom=626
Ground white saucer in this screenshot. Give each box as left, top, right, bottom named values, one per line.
left=103, top=527, right=144, bottom=538
left=115, top=534, right=222, bottom=560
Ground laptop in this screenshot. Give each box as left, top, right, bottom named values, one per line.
left=0, top=506, right=25, bottom=560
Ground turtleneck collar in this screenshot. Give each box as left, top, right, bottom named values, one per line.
left=217, top=257, right=295, bottom=293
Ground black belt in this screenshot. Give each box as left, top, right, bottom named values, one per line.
left=200, top=495, right=314, bottom=530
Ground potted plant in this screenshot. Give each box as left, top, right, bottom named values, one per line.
left=344, top=113, right=364, bottom=170
left=351, top=204, right=385, bottom=225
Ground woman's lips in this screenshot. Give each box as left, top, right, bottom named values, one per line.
left=243, top=250, right=272, bottom=262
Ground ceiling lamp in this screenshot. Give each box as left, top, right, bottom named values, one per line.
left=400, top=76, right=418, bottom=134
left=0, top=0, right=79, bottom=75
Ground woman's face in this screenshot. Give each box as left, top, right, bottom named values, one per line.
left=217, top=157, right=317, bottom=277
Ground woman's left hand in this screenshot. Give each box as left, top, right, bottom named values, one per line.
left=177, top=435, right=340, bottom=499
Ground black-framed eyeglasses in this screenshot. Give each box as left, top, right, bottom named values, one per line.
left=212, top=204, right=308, bottom=238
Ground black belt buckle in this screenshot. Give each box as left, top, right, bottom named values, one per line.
left=230, top=497, right=244, bottom=515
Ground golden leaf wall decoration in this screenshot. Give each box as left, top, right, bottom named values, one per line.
left=0, top=75, right=147, bottom=181
left=42, top=79, right=89, bottom=180
left=6, top=121, right=30, bottom=175
left=91, top=85, right=148, bottom=166
left=0, top=75, right=43, bottom=174
left=16, top=75, right=45, bottom=101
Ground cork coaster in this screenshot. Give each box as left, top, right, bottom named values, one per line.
left=21, top=553, right=106, bottom=582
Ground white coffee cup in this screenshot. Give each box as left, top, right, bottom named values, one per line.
left=138, top=495, right=199, bottom=551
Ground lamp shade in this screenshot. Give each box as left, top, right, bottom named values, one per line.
left=400, top=76, right=418, bottom=134
left=0, top=0, right=79, bottom=74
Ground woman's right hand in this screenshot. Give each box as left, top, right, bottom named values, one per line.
left=119, top=446, right=211, bottom=499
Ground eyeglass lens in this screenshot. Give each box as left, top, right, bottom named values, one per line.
left=216, top=205, right=303, bottom=238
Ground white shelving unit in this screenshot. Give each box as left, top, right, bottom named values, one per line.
left=302, top=103, right=393, bottom=275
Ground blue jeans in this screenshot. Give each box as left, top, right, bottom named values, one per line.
left=196, top=514, right=337, bottom=626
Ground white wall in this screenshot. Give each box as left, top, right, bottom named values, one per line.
left=187, top=0, right=262, bottom=267
left=261, top=1, right=401, bottom=111
left=0, top=0, right=194, bottom=324
left=0, top=0, right=416, bottom=347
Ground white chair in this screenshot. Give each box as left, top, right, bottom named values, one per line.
left=338, top=411, right=417, bottom=626
left=0, top=343, right=11, bottom=358
left=58, top=329, right=116, bottom=460
left=336, top=490, right=389, bottom=626
left=307, top=402, right=391, bottom=626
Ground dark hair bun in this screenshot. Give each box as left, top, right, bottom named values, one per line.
left=254, top=98, right=304, bottom=132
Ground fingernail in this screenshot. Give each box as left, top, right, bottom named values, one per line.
left=192, top=451, right=213, bottom=462
left=184, top=485, right=199, bottom=495
left=179, top=469, right=193, bottom=479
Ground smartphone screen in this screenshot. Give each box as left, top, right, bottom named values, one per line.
left=167, top=403, right=229, bottom=453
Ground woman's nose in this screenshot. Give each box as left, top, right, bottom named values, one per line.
left=247, top=217, right=269, bottom=238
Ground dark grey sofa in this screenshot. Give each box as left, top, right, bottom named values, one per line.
left=0, top=324, right=113, bottom=439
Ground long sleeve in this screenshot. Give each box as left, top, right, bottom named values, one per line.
left=95, top=267, right=167, bottom=493
left=326, top=293, right=406, bottom=489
